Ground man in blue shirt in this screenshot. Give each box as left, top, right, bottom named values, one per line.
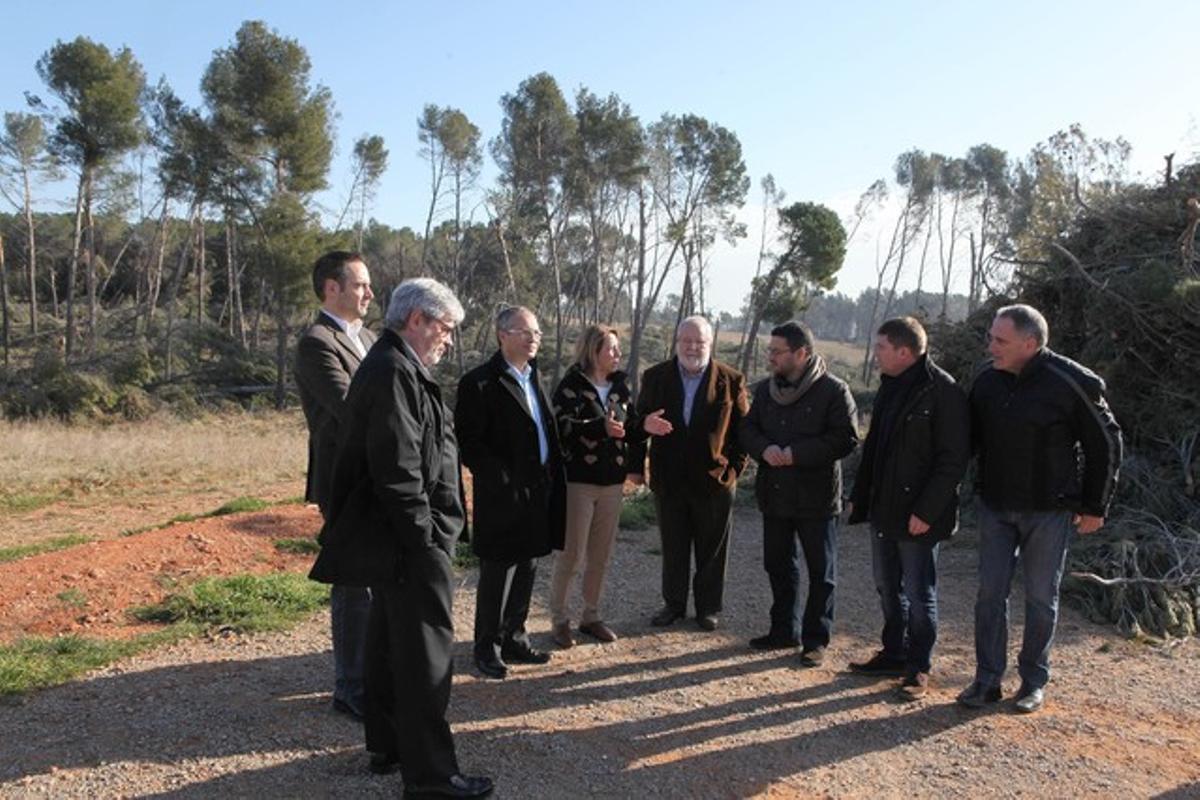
left=456, top=307, right=567, bottom=679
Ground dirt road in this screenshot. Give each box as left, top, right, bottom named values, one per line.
left=2, top=506, right=1198, bottom=798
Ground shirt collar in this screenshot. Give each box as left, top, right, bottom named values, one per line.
left=321, top=308, right=362, bottom=338
left=505, top=358, right=532, bottom=380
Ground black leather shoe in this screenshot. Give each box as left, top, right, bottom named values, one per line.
left=749, top=633, right=800, bottom=650
left=500, top=642, right=551, bottom=664
left=956, top=680, right=1003, bottom=709
left=368, top=751, right=400, bottom=775
left=650, top=606, right=684, bottom=626
left=474, top=654, right=508, bottom=679
left=403, top=773, right=494, bottom=798
left=696, top=614, right=719, bottom=631
left=847, top=651, right=907, bottom=677
left=1014, top=683, right=1045, bottom=714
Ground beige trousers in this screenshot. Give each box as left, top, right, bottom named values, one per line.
left=549, top=482, right=624, bottom=626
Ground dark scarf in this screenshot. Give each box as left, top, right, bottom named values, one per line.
left=769, top=354, right=827, bottom=406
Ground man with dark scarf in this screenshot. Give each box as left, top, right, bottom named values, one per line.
left=740, top=321, right=859, bottom=667
left=847, top=317, right=970, bottom=700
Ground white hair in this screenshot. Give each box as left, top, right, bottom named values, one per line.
left=677, top=315, right=714, bottom=342
left=385, top=278, right=465, bottom=331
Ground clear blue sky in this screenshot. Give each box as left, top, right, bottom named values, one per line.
left=3, top=0, right=1196, bottom=312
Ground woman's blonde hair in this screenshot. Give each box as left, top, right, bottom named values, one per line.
left=574, top=325, right=620, bottom=375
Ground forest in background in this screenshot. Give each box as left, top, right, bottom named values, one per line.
left=0, top=20, right=1197, bottom=639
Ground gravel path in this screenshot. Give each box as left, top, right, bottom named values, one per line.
left=2, top=507, right=1198, bottom=798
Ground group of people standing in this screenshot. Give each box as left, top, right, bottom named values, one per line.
left=295, top=250, right=1122, bottom=799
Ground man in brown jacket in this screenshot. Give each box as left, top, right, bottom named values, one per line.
left=295, top=250, right=376, bottom=721
left=634, top=315, right=749, bottom=631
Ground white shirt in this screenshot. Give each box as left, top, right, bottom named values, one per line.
left=321, top=309, right=367, bottom=358
left=506, top=359, right=550, bottom=464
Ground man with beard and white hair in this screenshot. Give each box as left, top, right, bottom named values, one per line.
left=739, top=320, right=858, bottom=667
left=310, top=278, right=492, bottom=798
left=633, top=315, right=749, bottom=632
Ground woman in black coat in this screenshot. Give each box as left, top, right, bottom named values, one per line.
left=547, top=325, right=670, bottom=647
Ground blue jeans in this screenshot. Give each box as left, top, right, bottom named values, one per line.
left=331, top=584, right=371, bottom=714
left=762, top=515, right=837, bottom=649
left=974, top=502, right=1073, bottom=690
left=871, top=534, right=939, bottom=673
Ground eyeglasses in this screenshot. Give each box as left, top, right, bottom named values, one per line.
left=505, top=327, right=543, bottom=340
left=428, top=316, right=456, bottom=338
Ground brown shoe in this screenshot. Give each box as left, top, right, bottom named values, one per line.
left=578, top=620, right=617, bottom=643
left=897, top=671, right=930, bottom=700
left=552, top=622, right=575, bottom=649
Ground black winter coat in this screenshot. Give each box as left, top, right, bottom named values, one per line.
left=552, top=365, right=648, bottom=486
left=309, top=329, right=463, bottom=587
left=848, top=356, right=970, bottom=542
left=455, top=351, right=567, bottom=561
left=970, top=348, right=1122, bottom=517
left=739, top=372, right=859, bottom=519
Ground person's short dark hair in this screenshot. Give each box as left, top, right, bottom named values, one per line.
left=877, top=316, right=927, bottom=355
left=770, top=320, right=815, bottom=353
left=312, top=250, right=364, bottom=300
left=996, top=303, right=1049, bottom=347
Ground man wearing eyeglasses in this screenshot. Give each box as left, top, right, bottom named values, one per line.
left=739, top=321, right=858, bottom=668
left=310, top=278, right=492, bottom=797
left=634, top=315, right=750, bottom=632
left=455, top=306, right=566, bottom=680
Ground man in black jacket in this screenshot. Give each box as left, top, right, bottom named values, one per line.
left=456, top=306, right=566, bottom=680
left=957, top=304, right=1122, bottom=714
left=847, top=317, right=970, bottom=699
left=309, top=278, right=492, bottom=798
left=739, top=321, right=859, bottom=666
left=295, top=250, right=376, bottom=721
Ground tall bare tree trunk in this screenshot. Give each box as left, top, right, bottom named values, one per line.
left=195, top=216, right=206, bottom=325
left=0, top=234, right=10, bottom=366
left=627, top=189, right=648, bottom=398
left=164, top=204, right=198, bottom=380
left=85, top=171, right=97, bottom=355
left=65, top=171, right=86, bottom=358
left=21, top=169, right=37, bottom=336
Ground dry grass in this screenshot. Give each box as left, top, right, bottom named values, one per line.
left=0, top=411, right=308, bottom=549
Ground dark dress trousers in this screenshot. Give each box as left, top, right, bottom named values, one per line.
left=455, top=351, right=566, bottom=660
left=295, top=311, right=377, bottom=715
left=309, top=329, right=464, bottom=786
left=633, top=357, right=749, bottom=618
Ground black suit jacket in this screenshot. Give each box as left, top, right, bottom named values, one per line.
left=295, top=311, right=378, bottom=511
left=455, top=351, right=566, bottom=561
left=309, top=329, right=464, bottom=587
left=634, top=357, right=750, bottom=496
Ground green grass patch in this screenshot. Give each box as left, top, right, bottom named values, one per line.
left=276, top=495, right=307, bottom=506
left=130, top=573, right=329, bottom=634
left=0, top=534, right=93, bottom=564
left=56, top=588, right=88, bottom=608
left=0, top=629, right=183, bottom=696
left=274, top=537, right=320, bottom=555
left=161, top=496, right=274, bottom=529
left=0, top=492, right=61, bottom=514
left=212, top=496, right=272, bottom=515
left=619, top=490, right=658, bottom=530
left=454, top=539, right=478, bottom=570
